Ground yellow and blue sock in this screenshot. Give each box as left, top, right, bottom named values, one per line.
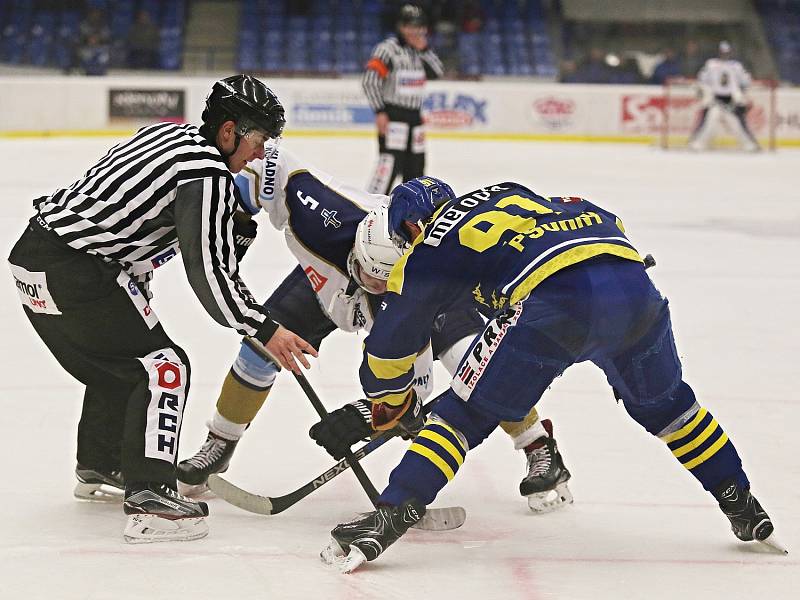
left=378, top=416, right=468, bottom=506
left=659, top=405, right=748, bottom=492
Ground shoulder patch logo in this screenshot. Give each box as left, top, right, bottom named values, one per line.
left=321, top=208, right=342, bottom=228
left=304, top=265, right=329, bottom=292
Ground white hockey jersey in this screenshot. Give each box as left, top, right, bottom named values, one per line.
left=234, top=145, right=435, bottom=397
left=697, top=58, right=752, bottom=102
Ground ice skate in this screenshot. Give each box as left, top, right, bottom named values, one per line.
left=715, top=479, right=787, bottom=554
left=742, top=139, right=761, bottom=153
left=687, top=139, right=703, bottom=152
left=321, top=500, right=425, bottom=573
left=520, top=419, right=573, bottom=513
left=177, top=431, right=238, bottom=496
left=123, top=483, right=209, bottom=543
left=74, top=464, right=124, bottom=502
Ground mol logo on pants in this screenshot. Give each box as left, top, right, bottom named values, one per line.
left=139, top=349, right=187, bottom=462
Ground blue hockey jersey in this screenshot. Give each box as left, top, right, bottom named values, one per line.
left=360, top=182, right=643, bottom=407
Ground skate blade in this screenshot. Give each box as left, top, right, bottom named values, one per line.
left=177, top=480, right=210, bottom=498
left=527, top=482, right=573, bottom=514
left=320, top=538, right=368, bottom=574
left=320, top=536, right=345, bottom=564
left=74, top=481, right=123, bottom=503
left=123, top=514, right=208, bottom=544
left=758, top=533, right=789, bottom=555
left=411, top=506, right=467, bottom=531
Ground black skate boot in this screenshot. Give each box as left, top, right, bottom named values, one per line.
left=520, top=419, right=573, bottom=513
left=177, top=431, right=239, bottom=495
left=123, top=483, right=210, bottom=543
left=320, top=500, right=426, bottom=573
left=74, top=464, right=125, bottom=502
left=715, top=479, right=786, bottom=553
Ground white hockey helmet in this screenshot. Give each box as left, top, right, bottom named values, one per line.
left=347, top=204, right=407, bottom=294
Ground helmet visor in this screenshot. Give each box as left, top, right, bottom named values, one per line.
left=348, top=250, right=388, bottom=295
left=242, top=127, right=273, bottom=148
left=236, top=115, right=283, bottom=146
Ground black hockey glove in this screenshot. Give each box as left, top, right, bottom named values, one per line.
left=309, top=393, right=426, bottom=459
left=309, top=400, right=373, bottom=460
left=233, top=215, right=258, bottom=261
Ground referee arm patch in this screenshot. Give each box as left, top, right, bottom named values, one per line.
left=366, top=58, right=389, bottom=78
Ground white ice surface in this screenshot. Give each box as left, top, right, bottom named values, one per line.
left=1, top=137, right=799, bottom=599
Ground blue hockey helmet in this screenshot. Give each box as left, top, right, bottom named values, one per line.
left=388, top=176, right=456, bottom=243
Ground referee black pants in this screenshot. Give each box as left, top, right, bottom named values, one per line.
left=367, top=105, right=426, bottom=195
left=8, top=219, right=189, bottom=487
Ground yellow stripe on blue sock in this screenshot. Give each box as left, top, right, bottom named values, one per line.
left=683, top=433, right=729, bottom=470
left=427, top=420, right=468, bottom=452
left=660, top=408, right=708, bottom=444
left=409, top=442, right=456, bottom=480
left=417, top=429, right=465, bottom=468
left=671, top=418, right=719, bottom=458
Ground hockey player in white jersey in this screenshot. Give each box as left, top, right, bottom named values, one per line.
left=177, top=145, right=573, bottom=513
left=688, top=41, right=761, bottom=151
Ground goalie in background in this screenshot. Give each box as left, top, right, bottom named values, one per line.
left=688, top=41, right=761, bottom=152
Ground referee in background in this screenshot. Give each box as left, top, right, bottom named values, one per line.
left=363, top=4, right=444, bottom=195
left=7, top=75, right=316, bottom=543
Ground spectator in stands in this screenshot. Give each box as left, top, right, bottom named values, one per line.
left=615, top=55, right=644, bottom=84
left=559, top=58, right=580, bottom=83
left=573, top=47, right=612, bottom=83
left=681, top=39, right=704, bottom=78
left=651, top=47, right=682, bottom=85
left=460, top=0, right=485, bottom=33
left=77, top=7, right=110, bottom=75
left=126, top=10, right=160, bottom=70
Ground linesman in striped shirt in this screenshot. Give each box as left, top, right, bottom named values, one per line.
left=7, top=75, right=316, bottom=543
left=362, top=4, right=444, bottom=195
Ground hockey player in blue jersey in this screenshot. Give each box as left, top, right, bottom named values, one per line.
left=314, top=177, right=785, bottom=572
left=177, top=148, right=573, bottom=513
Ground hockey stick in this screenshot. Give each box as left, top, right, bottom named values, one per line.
left=208, top=369, right=465, bottom=529
left=209, top=425, right=465, bottom=530
left=291, top=370, right=381, bottom=503
left=208, top=430, right=395, bottom=516
left=291, top=370, right=466, bottom=531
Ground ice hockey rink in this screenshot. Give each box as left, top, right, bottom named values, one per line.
left=1, top=135, right=798, bottom=599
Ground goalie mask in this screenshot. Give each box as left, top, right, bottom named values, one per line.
left=347, top=205, right=408, bottom=295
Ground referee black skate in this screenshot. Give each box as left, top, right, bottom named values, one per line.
left=7, top=75, right=317, bottom=543
left=362, top=4, right=444, bottom=195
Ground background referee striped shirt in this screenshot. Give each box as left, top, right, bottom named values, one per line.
left=362, top=35, right=444, bottom=112
left=34, top=121, right=277, bottom=342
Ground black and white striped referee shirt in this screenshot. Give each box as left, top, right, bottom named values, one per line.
left=34, top=121, right=277, bottom=342
left=362, top=35, right=444, bottom=113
